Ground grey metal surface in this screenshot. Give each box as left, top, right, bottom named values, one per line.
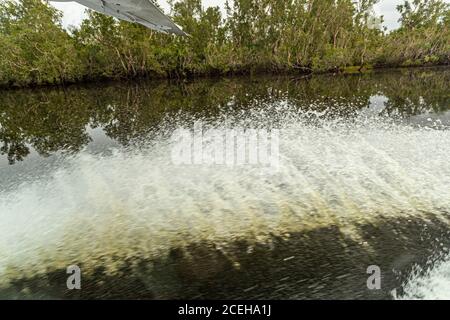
left=53, top=0, right=186, bottom=35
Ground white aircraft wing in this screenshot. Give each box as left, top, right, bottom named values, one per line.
left=53, top=0, right=187, bottom=35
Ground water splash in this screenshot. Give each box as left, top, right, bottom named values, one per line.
left=398, top=254, right=450, bottom=300
left=0, top=106, right=449, bottom=291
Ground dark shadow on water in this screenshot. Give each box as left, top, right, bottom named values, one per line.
left=1, top=215, right=449, bottom=300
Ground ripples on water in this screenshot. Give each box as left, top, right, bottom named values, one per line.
left=0, top=68, right=449, bottom=299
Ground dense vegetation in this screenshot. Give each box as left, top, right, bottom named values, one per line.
left=0, top=0, right=449, bottom=87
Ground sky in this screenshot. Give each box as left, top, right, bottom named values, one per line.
left=48, top=0, right=418, bottom=31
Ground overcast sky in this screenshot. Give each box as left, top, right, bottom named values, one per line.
left=48, top=0, right=438, bottom=31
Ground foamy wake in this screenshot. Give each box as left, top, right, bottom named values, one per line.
left=398, top=255, right=450, bottom=300
left=1, top=107, right=449, bottom=287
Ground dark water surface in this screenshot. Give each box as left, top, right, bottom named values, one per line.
left=0, top=67, right=449, bottom=299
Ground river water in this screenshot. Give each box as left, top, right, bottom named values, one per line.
left=0, top=67, right=449, bottom=299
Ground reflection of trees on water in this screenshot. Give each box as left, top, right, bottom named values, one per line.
left=379, top=69, right=450, bottom=117
left=0, top=68, right=448, bottom=164
left=0, top=91, right=93, bottom=164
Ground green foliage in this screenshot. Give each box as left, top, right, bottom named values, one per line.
left=0, top=0, right=80, bottom=86
left=377, top=0, right=449, bottom=67
left=0, top=0, right=448, bottom=87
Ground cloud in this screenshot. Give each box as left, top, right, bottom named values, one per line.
left=50, top=2, right=87, bottom=28
left=374, top=0, right=402, bottom=30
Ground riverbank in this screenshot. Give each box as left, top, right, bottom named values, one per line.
left=0, top=63, right=448, bottom=91
left=1, top=0, right=448, bottom=89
